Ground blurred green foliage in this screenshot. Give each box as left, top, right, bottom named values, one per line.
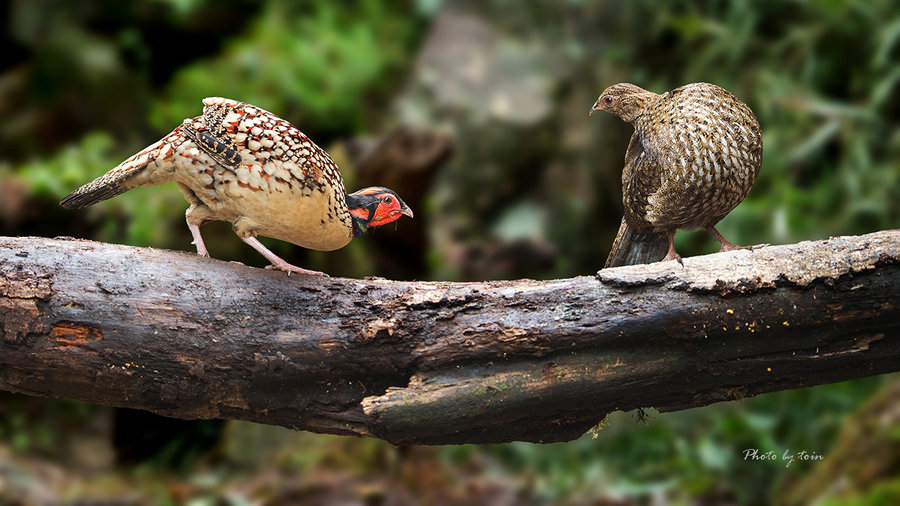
left=151, top=0, right=422, bottom=135
left=458, top=377, right=887, bottom=504
left=3, top=0, right=896, bottom=271
left=0, top=0, right=897, bottom=504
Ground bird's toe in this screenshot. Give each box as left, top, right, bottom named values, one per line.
left=661, top=252, right=684, bottom=266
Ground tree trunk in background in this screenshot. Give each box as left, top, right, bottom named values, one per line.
left=1, top=231, right=898, bottom=445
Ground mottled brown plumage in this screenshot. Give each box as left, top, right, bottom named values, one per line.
left=591, top=82, right=762, bottom=265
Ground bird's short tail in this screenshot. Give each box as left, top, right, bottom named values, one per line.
left=604, top=217, right=669, bottom=268
left=60, top=130, right=183, bottom=209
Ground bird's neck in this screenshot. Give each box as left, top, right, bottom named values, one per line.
left=351, top=215, right=367, bottom=238
left=345, top=191, right=370, bottom=238
left=621, top=92, right=660, bottom=123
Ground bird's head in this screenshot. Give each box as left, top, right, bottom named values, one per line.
left=590, top=83, right=657, bottom=123
left=346, top=187, right=414, bottom=237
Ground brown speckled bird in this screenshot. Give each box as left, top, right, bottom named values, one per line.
left=590, top=82, right=762, bottom=266
left=61, top=97, right=413, bottom=276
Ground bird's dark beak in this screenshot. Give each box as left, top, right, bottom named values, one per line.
left=589, top=102, right=601, bottom=116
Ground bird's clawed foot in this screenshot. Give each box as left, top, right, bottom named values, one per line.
left=241, top=235, right=328, bottom=277
left=707, top=226, right=759, bottom=253
left=718, top=243, right=764, bottom=253
left=661, top=230, right=684, bottom=266
left=661, top=250, right=684, bottom=266
left=264, top=262, right=328, bottom=277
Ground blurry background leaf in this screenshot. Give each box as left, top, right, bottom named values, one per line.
left=0, top=0, right=897, bottom=504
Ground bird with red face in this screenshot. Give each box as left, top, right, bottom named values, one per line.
left=61, top=97, right=413, bottom=276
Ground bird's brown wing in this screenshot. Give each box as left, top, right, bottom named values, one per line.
left=641, top=88, right=763, bottom=230
left=604, top=132, right=669, bottom=267
left=621, top=131, right=665, bottom=230
left=189, top=97, right=346, bottom=192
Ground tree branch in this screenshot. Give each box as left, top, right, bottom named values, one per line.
left=1, top=231, right=898, bottom=444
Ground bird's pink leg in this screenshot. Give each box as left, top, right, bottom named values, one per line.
left=240, top=236, right=326, bottom=277
left=707, top=226, right=743, bottom=252
left=661, top=230, right=684, bottom=265
left=187, top=221, right=209, bottom=257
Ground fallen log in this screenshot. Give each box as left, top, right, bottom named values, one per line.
left=0, top=230, right=897, bottom=444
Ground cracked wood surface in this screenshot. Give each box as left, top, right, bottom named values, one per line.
left=0, top=230, right=898, bottom=444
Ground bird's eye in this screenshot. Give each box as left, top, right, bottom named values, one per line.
left=383, top=196, right=393, bottom=205
left=603, top=96, right=613, bottom=105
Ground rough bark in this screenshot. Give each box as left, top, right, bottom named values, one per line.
left=0, top=230, right=898, bottom=445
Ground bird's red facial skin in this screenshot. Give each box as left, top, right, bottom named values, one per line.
left=368, top=193, right=405, bottom=227
left=349, top=207, right=370, bottom=221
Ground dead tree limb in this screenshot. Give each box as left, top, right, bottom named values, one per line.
left=0, top=231, right=898, bottom=445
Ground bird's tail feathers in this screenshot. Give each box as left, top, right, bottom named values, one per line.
left=603, top=217, right=669, bottom=268
left=60, top=130, right=183, bottom=209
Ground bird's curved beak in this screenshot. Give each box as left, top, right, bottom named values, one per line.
left=394, top=194, right=414, bottom=219
left=589, top=102, right=601, bottom=116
